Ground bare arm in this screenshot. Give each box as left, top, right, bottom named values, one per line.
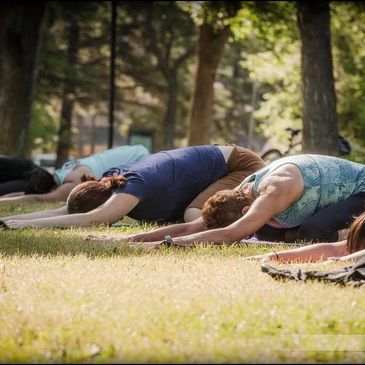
left=1, top=192, right=25, bottom=198
left=2, top=205, right=69, bottom=221
left=327, top=247, right=365, bottom=262
left=169, top=175, right=303, bottom=247
left=0, top=183, right=75, bottom=203
left=248, top=241, right=348, bottom=263
left=87, top=216, right=206, bottom=243
left=129, top=217, right=206, bottom=242
left=4, top=193, right=139, bottom=229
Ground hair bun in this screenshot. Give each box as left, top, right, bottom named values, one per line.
left=101, top=175, right=126, bottom=190
left=81, top=174, right=97, bottom=182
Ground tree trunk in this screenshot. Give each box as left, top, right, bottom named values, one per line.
left=55, top=19, right=79, bottom=168
left=188, top=23, right=230, bottom=146
left=163, top=72, right=178, bottom=149
left=0, top=2, right=46, bottom=157
left=297, top=1, right=339, bottom=155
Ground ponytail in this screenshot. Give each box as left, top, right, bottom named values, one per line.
left=67, top=174, right=126, bottom=214
left=100, top=175, right=126, bottom=189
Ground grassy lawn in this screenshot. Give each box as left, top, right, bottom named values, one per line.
left=0, top=202, right=364, bottom=363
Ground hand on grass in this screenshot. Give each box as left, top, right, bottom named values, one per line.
left=244, top=254, right=265, bottom=261
left=325, top=256, right=347, bottom=262
left=244, top=253, right=275, bottom=263
left=3, top=219, right=28, bottom=229
left=86, top=233, right=131, bottom=242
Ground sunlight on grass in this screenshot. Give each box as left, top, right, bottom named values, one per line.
left=0, top=202, right=364, bottom=363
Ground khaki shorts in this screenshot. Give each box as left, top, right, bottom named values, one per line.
left=186, top=145, right=264, bottom=210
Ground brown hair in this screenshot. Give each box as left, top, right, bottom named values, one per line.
left=67, top=174, right=126, bottom=214
left=347, top=212, right=365, bottom=254
left=201, top=189, right=250, bottom=229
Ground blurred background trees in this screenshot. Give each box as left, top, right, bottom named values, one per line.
left=0, top=0, right=364, bottom=165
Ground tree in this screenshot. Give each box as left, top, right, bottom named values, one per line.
left=33, top=2, right=110, bottom=159
left=0, top=2, right=47, bottom=156
left=188, top=22, right=230, bottom=145
left=331, top=1, right=365, bottom=159
left=188, top=2, right=240, bottom=146
left=112, top=2, right=196, bottom=150
left=54, top=16, right=80, bottom=168
left=297, top=1, right=339, bottom=155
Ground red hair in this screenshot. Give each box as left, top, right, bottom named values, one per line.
left=67, top=174, right=126, bottom=214
left=202, top=189, right=250, bottom=229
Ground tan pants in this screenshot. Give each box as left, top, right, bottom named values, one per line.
left=186, top=145, right=264, bottom=210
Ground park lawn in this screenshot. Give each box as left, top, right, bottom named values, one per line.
left=0, top=203, right=364, bottom=364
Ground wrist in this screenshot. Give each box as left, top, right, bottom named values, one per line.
left=162, top=235, right=174, bottom=247
left=264, top=252, right=279, bottom=262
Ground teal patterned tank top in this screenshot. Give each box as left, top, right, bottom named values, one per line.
left=241, top=154, right=365, bottom=228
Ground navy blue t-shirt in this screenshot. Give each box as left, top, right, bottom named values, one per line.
left=103, top=145, right=227, bottom=222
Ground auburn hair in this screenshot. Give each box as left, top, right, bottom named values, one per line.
left=201, top=189, right=250, bottom=229
left=347, top=212, right=365, bottom=254
left=67, top=174, right=126, bottom=214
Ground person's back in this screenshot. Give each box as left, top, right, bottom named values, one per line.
left=243, top=154, right=365, bottom=228
left=103, top=145, right=228, bottom=222
left=54, top=145, right=149, bottom=185
left=0, top=145, right=149, bottom=203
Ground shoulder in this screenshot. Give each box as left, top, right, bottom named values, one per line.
left=258, top=164, right=303, bottom=197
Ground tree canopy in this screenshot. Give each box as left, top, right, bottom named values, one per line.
left=0, top=1, right=364, bottom=162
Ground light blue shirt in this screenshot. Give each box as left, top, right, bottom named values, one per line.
left=242, top=154, right=365, bottom=228
left=53, top=145, right=149, bottom=185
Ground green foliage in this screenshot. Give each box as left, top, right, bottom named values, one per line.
left=30, top=97, right=59, bottom=152
left=28, top=0, right=365, bottom=158
left=331, top=2, right=365, bottom=160
left=31, top=2, right=111, bottom=153
left=112, top=1, right=196, bottom=147
left=227, top=1, right=365, bottom=158
left=227, top=2, right=300, bottom=150
left=243, top=40, right=302, bottom=148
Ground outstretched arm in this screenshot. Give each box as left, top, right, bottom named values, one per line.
left=2, top=205, right=69, bottom=221
left=87, top=217, right=206, bottom=243
left=0, top=183, right=75, bottom=203
left=168, top=178, right=301, bottom=247
left=130, top=217, right=206, bottom=242
left=4, top=193, right=139, bottom=229
left=247, top=241, right=347, bottom=263
left=1, top=192, right=25, bottom=198
left=327, top=247, right=365, bottom=262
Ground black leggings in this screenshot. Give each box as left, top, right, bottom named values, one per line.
left=0, top=155, right=36, bottom=196
left=256, top=193, right=365, bottom=243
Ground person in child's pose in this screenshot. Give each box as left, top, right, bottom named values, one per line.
left=247, top=211, right=365, bottom=263
left=2, top=144, right=264, bottom=228
left=111, top=154, right=365, bottom=249
left=0, top=145, right=149, bottom=203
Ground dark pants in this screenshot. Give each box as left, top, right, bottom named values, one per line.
left=256, top=193, right=365, bottom=243
left=0, top=155, right=35, bottom=195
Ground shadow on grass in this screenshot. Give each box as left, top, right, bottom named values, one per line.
left=0, top=228, right=293, bottom=259
left=0, top=228, right=152, bottom=258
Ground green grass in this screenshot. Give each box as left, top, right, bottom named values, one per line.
left=0, top=202, right=365, bottom=364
